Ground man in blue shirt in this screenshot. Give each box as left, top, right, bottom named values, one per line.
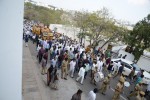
left=135, top=75, right=144, bottom=85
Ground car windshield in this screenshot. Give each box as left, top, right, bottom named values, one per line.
left=131, top=64, right=140, bottom=71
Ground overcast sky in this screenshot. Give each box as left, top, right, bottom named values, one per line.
left=33, top=0, right=150, bottom=24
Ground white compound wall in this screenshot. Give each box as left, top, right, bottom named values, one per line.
left=0, top=0, right=24, bottom=100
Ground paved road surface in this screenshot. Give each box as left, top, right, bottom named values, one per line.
left=23, top=40, right=147, bottom=100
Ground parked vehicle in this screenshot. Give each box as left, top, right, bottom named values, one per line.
left=111, top=58, right=150, bottom=84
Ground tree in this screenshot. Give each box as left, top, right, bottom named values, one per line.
left=77, top=32, right=87, bottom=44
left=24, top=2, right=64, bottom=25
left=73, top=11, right=89, bottom=44
left=101, top=24, right=129, bottom=48
left=73, top=8, right=128, bottom=49
left=125, top=14, right=150, bottom=59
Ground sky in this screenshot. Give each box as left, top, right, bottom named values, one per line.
left=33, top=0, right=150, bottom=24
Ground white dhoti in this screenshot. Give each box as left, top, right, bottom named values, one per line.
left=69, top=67, right=75, bottom=77
left=76, top=75, right=84, bottom=84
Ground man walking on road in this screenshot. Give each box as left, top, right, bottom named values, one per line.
left=76, top=65, right=86, bottom=85
left=38, top=45, right=45, bottom=63
left=127, top=82, right=143, bottom=99
left=99, top=74, right=112, bottom=95
left=87, top=88, right=98, bottom=100
left=32, top=34, right=36, bottom=44
left=41, top=49, right=48, bottom=75
left=69, top=59, right=76, bottom=78
left=25, top=34, right=29, bottom=47
left=51, top=57, right=57, bottom=68
left=112, top=77, right=125, bottom=100
left=97, top=58, right=103, bottom=72
left=57, top=53, right=63, bottom=69
left=47, top=65, right=54, bottom=86
left=61, top=58, right=69, bottom=80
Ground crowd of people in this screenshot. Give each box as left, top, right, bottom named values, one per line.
left=23, top=20, right=150, bottom=100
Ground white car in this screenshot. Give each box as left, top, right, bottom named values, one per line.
left=111, top=58, right=150, bottom=84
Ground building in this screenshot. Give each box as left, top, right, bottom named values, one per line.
left=49, top=24, right=80, bottom=40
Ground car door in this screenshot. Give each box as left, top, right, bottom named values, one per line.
left=121, top=62, right=132, bottom=76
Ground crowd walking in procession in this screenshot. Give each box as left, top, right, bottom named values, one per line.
left=23, top=20, right=149, bottom=100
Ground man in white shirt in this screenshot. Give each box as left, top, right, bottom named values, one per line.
left=97, top=58, right=103, bottom=72
left=43, top=40, right=47, bottom=49
left=55, top=46, right=58, bottom=54
left=59, top=43, right=62, bottom=49
left=69, top=59, right=76, bottom=78
left=117, top=62, right=121, bottom=68
left=92, top=62, right=97, bottom=71
left=32, top=35, right=36, bottom=44
left=112, top=61, right=118, bottom=75
left=87, top=88, right=98, bottom=100
left=83, top=53, right=86, bottom=60
left=65, top=44, right=69, bottom=51
left=96, top=55, right=100, bottom=61
left=45, top=42, right=49, bottom=51
left=84, top=62, right=90, bottom=79
left=69, top=48, right=74, bottom=60
left=82, top=47, right=85, bottom=52
left=79, top=47, right=83, bottom=55
left=76, top=65, right=86, bottom=85
left=26, top=30, right=30, bottom=36
left=71, top=45, right=74, bottom=53
left=51, top=57, right=57, bottom=68
left=113, top=61, right=121, bottom=74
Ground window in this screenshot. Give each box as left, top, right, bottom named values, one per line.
left=121, top=61, right=132, bottom=69
left=114, top=60, right=121, bottom=63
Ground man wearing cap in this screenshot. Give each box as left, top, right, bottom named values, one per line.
left=112, top=78, right=125, bottom=100
left=99, top=74, right=112, bottom=95
left=136, top=91, right=145, bottom=100
left=128, top=82, right=143, bottom=99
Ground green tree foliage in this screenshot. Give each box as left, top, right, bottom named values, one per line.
left=125, top=14, right=150, bottom=59
left=73, top=8, right=128, bottom=48
left=73, top=11, right=89, bottom=44
left=24, top=2, right=64, bottom=25
left=24, top=3, right=128, bottom=50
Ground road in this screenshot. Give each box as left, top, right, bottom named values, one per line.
left=23, top=40, right=147, bottom=100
